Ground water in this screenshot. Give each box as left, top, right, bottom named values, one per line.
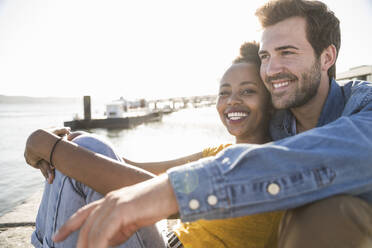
left=0, top=97, right=233, bottom=217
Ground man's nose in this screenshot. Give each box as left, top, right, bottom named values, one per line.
left=264, top=56, right=284, bottom=77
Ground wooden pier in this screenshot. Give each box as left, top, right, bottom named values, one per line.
left=64, top=111, right=162, bottom=130
left=64, top=94, right=217, bottom=130
left=64, top=96, right=162, bottom=130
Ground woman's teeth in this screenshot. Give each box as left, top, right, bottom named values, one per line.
left=227, top=112, right=248, bottom=120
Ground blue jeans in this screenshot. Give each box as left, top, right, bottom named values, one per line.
left=31, top=134, right=167, bottom=248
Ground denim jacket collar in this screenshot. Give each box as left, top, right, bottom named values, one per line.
left=270, top=79, right=345, bottom=140
left=316, top=79, right=345, bottom=127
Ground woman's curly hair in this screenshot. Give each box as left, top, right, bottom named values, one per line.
left=233, top=41, right=261, bottom=67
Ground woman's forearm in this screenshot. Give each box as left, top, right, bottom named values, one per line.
left=123, top=152, right=203, bottom=175
left=26, top=129, right=154, bottom=195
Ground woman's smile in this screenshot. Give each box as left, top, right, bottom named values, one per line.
left=225, top=109, right=250, bottom=123
left=217, top=62, right=272, bottom=144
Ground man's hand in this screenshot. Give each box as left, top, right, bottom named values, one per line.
left=53, top=174, right=179, bottom=248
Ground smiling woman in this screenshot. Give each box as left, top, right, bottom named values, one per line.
left=217, top=43, right=273, bottom=144
left=174, top=41, right=281, bottom=248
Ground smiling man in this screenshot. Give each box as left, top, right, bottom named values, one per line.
left=259, top=17, right=330, bottom=133
left=53, top=0, right=372, bottom=247
left=252, top=1, right=372, bottom=246
left=257, top=1, right=338, bottom=134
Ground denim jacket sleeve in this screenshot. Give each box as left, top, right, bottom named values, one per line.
left=167, top=81, right=372, bottom=222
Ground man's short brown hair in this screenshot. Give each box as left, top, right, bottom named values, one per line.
left=255, top=0, right=340, bottom=79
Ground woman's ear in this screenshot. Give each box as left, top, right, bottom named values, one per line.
left=320, top=44, right=337, bottom=72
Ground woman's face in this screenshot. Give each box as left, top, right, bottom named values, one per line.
left=216, top=62, right=272, bottom=144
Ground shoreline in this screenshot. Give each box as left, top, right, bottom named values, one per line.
left=0, top=190, right=42, bottom=247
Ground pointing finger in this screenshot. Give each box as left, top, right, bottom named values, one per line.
left=78, top=198, right=116, bottom=248
left=52, top=200, right=101, bottom=243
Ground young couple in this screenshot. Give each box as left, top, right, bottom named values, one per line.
left=25, top=0, right=372, bottom=247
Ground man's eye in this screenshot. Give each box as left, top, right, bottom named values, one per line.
left=282, top=50, right=294, bottom=56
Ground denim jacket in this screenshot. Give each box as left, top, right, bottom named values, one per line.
left=168, top=79, right=372, bottom=222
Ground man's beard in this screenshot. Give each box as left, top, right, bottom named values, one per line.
left=267, top=58, right=322, bottom=109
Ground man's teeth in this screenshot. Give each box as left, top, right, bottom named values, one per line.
left=227, top=112, right=248, bottom=120
left=272, top=81, right=289, bottom=89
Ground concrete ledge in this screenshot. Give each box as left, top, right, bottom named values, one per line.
left=0, top=190, right=42, bottom=248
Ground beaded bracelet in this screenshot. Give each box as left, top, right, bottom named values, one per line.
left=49, top=137, right=63, bottom=169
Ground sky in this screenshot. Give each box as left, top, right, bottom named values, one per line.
left=0, top=0, right=371, bottom=100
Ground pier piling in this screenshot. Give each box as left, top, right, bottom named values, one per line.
left=84, top=96, right=91, bottom=120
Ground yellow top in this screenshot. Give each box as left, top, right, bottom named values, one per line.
left=175, top=144, right=284, bottom=248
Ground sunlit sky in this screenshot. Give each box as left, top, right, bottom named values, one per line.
left=0, top=0, right=371, bottom=100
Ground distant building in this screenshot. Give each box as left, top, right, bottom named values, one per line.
left=336, top=65, right=372, bottom=82
left=106, top=102, right=124, bottom=118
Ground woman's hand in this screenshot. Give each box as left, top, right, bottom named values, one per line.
left=24, top=127, right=71, bottom=183
left=52, top=127, right=71, bottom=138
left=67, top=130, right=89, bottom=141
left=36, top=159, right=55, bottom=184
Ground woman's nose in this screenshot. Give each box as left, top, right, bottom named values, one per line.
left=227, top=92, right=242, bottom=105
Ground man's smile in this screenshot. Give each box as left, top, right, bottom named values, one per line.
left=265, top=74, right=298, bottom=94
left=272, top=80, right=289, bottom=89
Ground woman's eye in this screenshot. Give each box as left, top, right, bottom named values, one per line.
left=242, top=89, right=255, bottom=95
left=218, top=91, right=229, bottom=96
left=259, top=54, right=269, bottom=61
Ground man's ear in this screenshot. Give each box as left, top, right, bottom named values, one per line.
left=320, top=44, right=337, bottom=72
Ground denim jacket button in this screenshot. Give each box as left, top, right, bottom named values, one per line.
left=267, top=183, right=280, bottom=195
left=189, top=199, right=200, bottom=210
left=207, top=195, right=218, bottom=206
left=222, top=158, right=230, bottom=164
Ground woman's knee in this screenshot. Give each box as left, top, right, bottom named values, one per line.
left=72, top=134, right=122, bottom=161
